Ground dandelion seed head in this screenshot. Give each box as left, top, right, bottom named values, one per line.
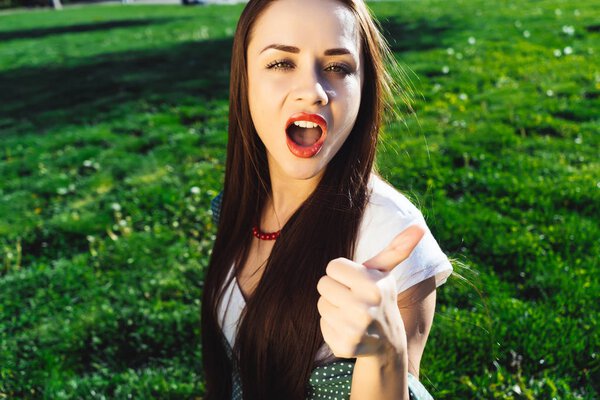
left=512, top=385, right=522, bottom=395
left=563, top=46, right=573, bottom=55
left=523, top=30, right=531, bottom=38
left=562, top=25, right=575, bottom=35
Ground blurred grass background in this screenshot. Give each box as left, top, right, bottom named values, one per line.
left=0, top=0, right=598, bottom=398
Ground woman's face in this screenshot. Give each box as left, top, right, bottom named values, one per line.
left=247, top=0, right=364, bottom=182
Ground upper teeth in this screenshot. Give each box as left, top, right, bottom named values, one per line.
left=293, top=120, right=319, bottom=129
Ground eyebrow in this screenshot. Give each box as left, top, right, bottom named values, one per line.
left=260, top=44, right=352, bottom=56
left=324, top=48, right=352, bottom=56
left=260, top=44, right=300, bottom=54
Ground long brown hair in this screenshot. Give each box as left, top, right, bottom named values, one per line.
left=201, top=1, right=397, bottom=398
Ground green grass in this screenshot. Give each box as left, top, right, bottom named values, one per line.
left=0, top=1, right=598, bottom=398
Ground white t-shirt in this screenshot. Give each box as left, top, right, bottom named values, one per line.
left=217, top=174, right=453, bottom=358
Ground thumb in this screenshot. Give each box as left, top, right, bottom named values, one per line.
left=363, top=224, right=425, bottom=272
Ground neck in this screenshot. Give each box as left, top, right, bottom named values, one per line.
left=261, top=167, right=324, bottom=232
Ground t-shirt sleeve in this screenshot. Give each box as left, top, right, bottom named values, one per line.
left=354, top=184, right=452, bottom=294
left=391, top=215, right=453, bottom=293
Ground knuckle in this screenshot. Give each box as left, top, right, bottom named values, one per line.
left=372, top=288, right=383, bottom=305
left=355, top=307, right=373, bottom=329
left=316, top=296, right=326, bottom=315
left=316, top=276, right=327, bottom=294
left=364, top=282, right=382, bottom=305
left=341, top=321, right=362, bottom=340
left=326, top=257, right=352, bottom=274
left=319, top=318, right=330, bottom=336
left=325, top=260, right=338, bottom=276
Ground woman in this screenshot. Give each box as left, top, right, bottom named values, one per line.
left=201, top=0, right=453, bottom=399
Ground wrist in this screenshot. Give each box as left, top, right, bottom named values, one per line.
left=353, top=348, right=409, bottom=400
left=375, top=326, right=408, bottom=361
left=356, top=338, right=408, bottom=375
left=372, top=340, right=408, bottom=370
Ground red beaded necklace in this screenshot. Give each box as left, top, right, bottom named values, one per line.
left=252, top=226, right=281, bottom=241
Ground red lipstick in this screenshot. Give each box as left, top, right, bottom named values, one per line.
left=285, top=113, right=328, bottom=158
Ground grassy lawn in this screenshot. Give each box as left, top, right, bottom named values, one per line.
left=0, top=0, right=598, bottom=398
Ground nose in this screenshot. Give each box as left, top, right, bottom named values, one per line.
left=292, top=68, right=330, bottom=106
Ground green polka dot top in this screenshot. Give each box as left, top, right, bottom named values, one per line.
left=224, top=339, right=434, bottom=400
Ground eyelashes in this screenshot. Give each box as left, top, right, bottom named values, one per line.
left=325, top=62, right=352, bottom=74
left=265, top=59, right=352, bottom=75
left=266, top=59, right=295, bottom=71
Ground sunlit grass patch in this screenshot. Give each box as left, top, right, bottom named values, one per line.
left=0, top=0, right=598, bottom=398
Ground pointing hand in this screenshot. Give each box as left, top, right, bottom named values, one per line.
left=316, top=225, right=425, bottom=358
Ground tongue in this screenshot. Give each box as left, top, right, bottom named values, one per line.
left=288, top=126, right=322, bottom=146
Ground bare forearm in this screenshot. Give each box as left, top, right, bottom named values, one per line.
left=349, top=349, right=410, bottom=400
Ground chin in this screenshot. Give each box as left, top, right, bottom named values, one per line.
left=282, top=164, right=325, bottom=181
left=269, top=155, right=326, bottom=181
left=266, top=144, right=336, bottom=182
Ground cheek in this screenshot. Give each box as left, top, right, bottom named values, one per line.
left=346, top=79, right=363, bottom=110
left=249, top=72, right=288, bottom=110
left=335, top=78, right=362, bottom=126
left=248, top=75, right=288, bottom=143
left=248, top=74, right=272, bottom=130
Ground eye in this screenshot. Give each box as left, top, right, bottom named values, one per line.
left=266, top=59, right=295, bottom=71
left=325, top=62, right=351, bottom=75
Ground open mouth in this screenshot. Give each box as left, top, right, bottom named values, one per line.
left=285, top=113, right=328, bottom=158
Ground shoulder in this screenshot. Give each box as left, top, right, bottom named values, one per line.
left=357, top=174, right=425, bottom=260
left=365, top=174, right=423, bottom=222
left=356, top=174, right=453, bottom=293
left=358, top=174, right=425, bottom=248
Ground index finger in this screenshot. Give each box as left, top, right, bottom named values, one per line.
left=325, top=258, right=382, bottom=305
left=362, top=224, right=425, bottom=272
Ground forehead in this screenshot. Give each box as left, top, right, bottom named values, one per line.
left=248, top=0, right=360, bottom=55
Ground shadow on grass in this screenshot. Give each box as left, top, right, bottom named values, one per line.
left=380, top=15, right=458, bottom=53
left=0, top=36, right=233, bottom=136
left=0, top=12, right=465, bottom=137
left=0, top=17, right=191, bottom=41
